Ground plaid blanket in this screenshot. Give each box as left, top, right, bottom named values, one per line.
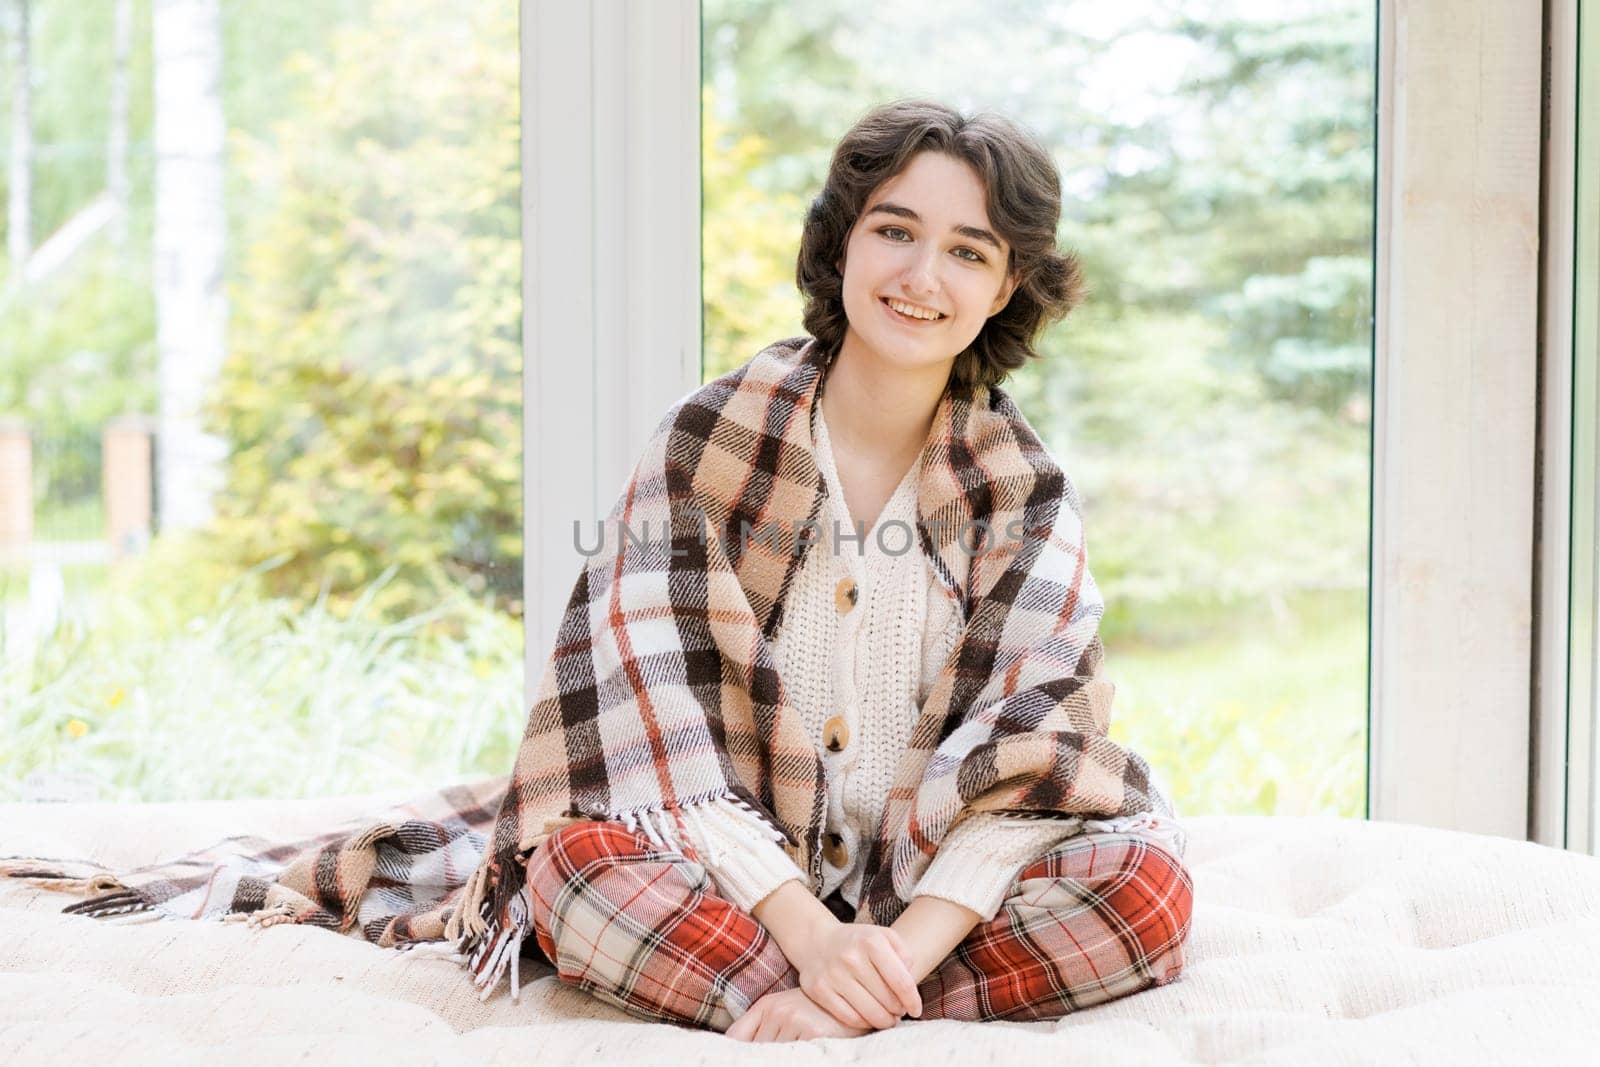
left=2, top=777, right=505, bottom=943
left=3, top=335, right=1173, bottom=1004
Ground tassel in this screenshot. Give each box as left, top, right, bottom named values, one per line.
left=1, top=852, right=149, bottom=923
left=61, top=889, right=151, bottom=919
left=446, top=859, right=491, bottom=946
left=100, top=910, right=163, bottom=926
left=679, top=804, right=718, bottom=865
left=464, top=883, right=533, bottom=1003
left=610, top=792, right=789, bottom=864
left=633, top=810, right=668, bottom=849
left=395, top=942, right=469, bottom=963
left=222, top=901, right=303, bottom=930
left=506, top=882, right=530, bottom=1003
left=469, top=923, right=515, bottom=1000
left=0, top=857, right=126, bottom=897
left=721, top=791, right=795, bottom=846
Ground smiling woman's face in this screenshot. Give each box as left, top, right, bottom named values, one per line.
left=835, top=150, right=1020, bottom=376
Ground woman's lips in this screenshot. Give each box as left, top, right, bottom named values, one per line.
left=881, top=296, right=946, bottom=326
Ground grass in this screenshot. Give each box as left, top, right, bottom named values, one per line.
left=1, top=559, right=526, bottom=803
left=1, top=551, right=1369, bottom=816
left=0, top=560, right=111, bottom=608
left=1108, top=586, right=1368, bottom=818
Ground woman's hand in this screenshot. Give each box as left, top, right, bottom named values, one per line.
left=787, top=921, right=923, bottom=1030
left=724, top=986, right=873, bottom=1043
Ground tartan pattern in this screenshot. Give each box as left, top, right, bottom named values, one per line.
left=455, top=335, right=1172, bottom=1000
left=1, top=777, right=505, bottom=945
left=3, top=335, right=1177, bottom=1008
left=525, top=818, right=1194, bottom=1031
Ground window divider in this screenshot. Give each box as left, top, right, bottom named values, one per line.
left=1370, top=0, right=1545, bottom=840
left=521, top=0, right=702, bottom=696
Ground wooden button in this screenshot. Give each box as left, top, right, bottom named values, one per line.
left=823, top=831, right=849, bottom=869
left=823, top=715, right=850, bottom=753
left=834, top=577, right=859, bottom=614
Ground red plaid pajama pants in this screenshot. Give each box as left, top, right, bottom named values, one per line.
left=523, top=819, right=1194, bottom=1032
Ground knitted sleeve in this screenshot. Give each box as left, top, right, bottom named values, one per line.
left=619, top=796, right=808, bottom=914
left=909, top=811, right=1087, bottom=923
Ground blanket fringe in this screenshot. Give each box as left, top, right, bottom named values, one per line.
left=614, top=793, right=788, bottom=867
left=62, top=889, right=153, bottom=919
left=464, top=882, right=532, bottom=1003
left=444, top=857, right=491, bottom=947
left=395, top=941, right=469, bottom=964
left=98, top=909, right=164, bottom=926
left=221, top=901, right=303, bottom=930
left=0, top=857, right=126, bottom=897
left=1, top=857, right=147, bottom=918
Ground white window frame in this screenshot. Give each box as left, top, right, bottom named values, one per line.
left=1370, top=0, right=1546, bottom=840
left=520, top=0, right=1562, bottom=844
left=521, top=0, right=702, bottom=681
left=1543, top=0, right=1595, bottom=854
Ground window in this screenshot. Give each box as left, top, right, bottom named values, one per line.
left=0, top=0, right=523, bottom=802
left=701, top=0, right=1378, bottom=819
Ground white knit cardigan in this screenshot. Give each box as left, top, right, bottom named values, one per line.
left=616, top=403, right=1188, bottom=923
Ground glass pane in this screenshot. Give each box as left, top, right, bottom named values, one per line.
left=701, top=0, right=1376, bottom=819
left=0, top=0, right=523, bottom=802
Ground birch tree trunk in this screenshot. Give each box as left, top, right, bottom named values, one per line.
left=5, top=0, right=31, bottom=272
left=108, top=0, right=133, bottom=247
left=153, top=0, right=228, bottom=532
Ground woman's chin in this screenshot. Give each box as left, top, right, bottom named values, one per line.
left=840, top=321, right=967, bottom=374
left=861, top=343, right=961, bottom=377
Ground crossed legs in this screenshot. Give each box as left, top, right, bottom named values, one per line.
left=525, top=819, right=1193, bottom=1033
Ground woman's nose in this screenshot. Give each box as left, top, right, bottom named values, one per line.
left=903, top=251, right=941, bottom=294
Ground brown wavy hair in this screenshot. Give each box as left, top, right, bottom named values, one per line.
left=796, top=99, right=1086, bottom=397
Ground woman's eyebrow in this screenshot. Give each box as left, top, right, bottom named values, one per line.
left=865, top=202, right=1003, bottom=252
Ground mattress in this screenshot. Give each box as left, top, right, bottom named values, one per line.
left=3, top=789, right=1597, bottom=1065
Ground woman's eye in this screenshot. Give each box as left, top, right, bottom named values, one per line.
left=877, top=226, right=986, bottom=263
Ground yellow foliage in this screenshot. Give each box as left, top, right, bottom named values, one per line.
left=701, top=86, right=810, bottom=381
left=199, top=0, right=523, bottom=625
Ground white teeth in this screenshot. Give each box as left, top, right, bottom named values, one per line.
left=886, top=297, right=942, bottom=321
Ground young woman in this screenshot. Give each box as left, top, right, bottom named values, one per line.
left=0, top=98, right=1191, bottom=1041
left=470, top=98, right=1193, bottom=1043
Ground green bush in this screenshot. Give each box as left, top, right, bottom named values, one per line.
left=201, top=0, right=521, bottom=624
left=0, top=248, right=158, bottom=450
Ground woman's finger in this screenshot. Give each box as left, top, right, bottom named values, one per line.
left=730, top=1003, right=763, bottom=1042
left=816, top=984, right=871, bottom=1030
left=847, top=954, right=907, bottom=1024
left=840, top=972, right=899, bottom=1029
left=867, top=937, right=922, bottom=1017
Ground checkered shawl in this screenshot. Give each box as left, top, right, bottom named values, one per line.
left=450, top=334, right=1167, bottom=997
left=1, top=777, right=506, bottom=943
left=2, top=335, right=1171, bottom=1004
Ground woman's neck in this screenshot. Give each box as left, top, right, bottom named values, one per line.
left=820, top=341, right=950, bottom=470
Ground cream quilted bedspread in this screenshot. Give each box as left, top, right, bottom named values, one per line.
left=2, top=789, right=1597, bottom=1065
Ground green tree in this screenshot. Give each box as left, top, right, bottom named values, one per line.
left=201, top=0, right=521, bottom=623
